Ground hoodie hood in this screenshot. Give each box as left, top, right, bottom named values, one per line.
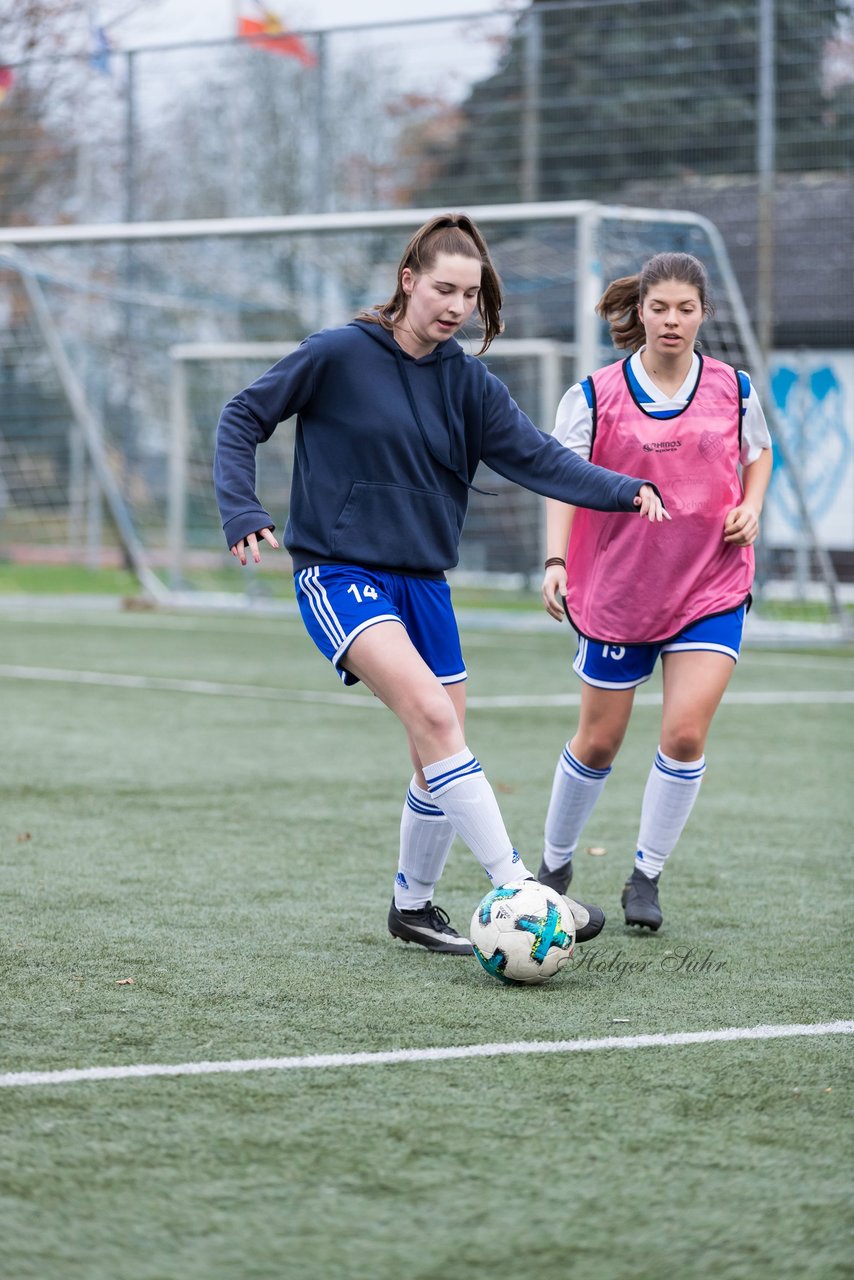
left=349, top=316, right=465, bottom=366
left=350, top=319, right=481, bottom=489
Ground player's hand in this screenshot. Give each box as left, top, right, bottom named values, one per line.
left=634, top=484, right=671, bottom=523
left=723, top=503, right=760, bottom=546
left=542, top=565, right=568, bottom=622
left=231, top=527, right=279, bottom=565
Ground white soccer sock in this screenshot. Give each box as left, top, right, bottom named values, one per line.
left=634, top=748, right=706, bottom=879
left=423, top=747, right=529, bottom=887
left=394, top=779, right=456, bottom=910
left=543, top=744, right=612, bottom=871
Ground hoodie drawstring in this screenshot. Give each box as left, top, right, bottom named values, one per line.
left=393, top=345, right=495, bottom=496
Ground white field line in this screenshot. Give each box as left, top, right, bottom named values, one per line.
left=0, top=664, right=364, bottom=707
left=0, top=664, right=852, bottom=710
left=0, top=609, right=852, bottom=669
left=2, top=1021, right=851, bottom=1090
left=469, top=690, right=854, bottom=708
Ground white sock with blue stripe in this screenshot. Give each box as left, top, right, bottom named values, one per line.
left=543, top=744, right=612, bottom=871
left=635, top=748, right=706, bottom=879
left=394, top=780, right=455, bottom=910
left=422, top=748, right=530, bottom=887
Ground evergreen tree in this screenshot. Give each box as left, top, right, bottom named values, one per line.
left=417, top=0, right=853, bottom=205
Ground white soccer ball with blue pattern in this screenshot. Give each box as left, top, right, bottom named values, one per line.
left=470, top=879, right=575, bottom=986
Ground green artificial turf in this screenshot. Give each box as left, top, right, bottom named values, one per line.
left=1, top=604, right=852, bottom=1279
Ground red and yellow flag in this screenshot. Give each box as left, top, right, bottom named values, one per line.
left=0, top=66, right=14, bottom=102
left=237, top=8, right=317, bottom=67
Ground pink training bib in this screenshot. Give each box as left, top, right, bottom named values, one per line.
left=565, top=355, right=753, bottom=644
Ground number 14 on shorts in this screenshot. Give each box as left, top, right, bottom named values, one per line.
left=347, top=582, right=379, bottom=604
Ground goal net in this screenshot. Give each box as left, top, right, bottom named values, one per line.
left=0, top=203, right=844, bottom=628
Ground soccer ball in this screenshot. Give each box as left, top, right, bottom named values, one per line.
left=470, top=879, right=575, bottom=986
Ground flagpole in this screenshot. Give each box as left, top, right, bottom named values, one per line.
left=230, top=0, right=244, bottom=216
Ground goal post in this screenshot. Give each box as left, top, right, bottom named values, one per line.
left=0, top=201, right=845, bottom=632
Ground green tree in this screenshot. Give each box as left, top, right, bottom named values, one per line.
left=416, top=0, right=854, bottom=205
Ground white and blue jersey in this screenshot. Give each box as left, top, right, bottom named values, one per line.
left=553, top=348, right=769, bottom=687
left=553, top=348, right=771, bottom=464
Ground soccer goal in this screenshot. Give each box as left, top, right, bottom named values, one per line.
left=0, top=202, right=845, bottom=632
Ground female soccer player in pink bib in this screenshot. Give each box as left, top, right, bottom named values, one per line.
left=538, top=252, right=773, bottom=931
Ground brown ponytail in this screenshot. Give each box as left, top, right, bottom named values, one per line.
left=358, top=213, right=504, bottom=353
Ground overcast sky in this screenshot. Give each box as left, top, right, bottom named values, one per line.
left=107, top=1, right=527, bottom=48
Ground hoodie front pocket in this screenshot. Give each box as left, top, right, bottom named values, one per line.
left=330, top=482, right=460, bottom=570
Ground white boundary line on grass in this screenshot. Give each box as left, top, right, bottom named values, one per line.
left=2, top=1021, right=851, bottom=1090
left=0, top=664, right=852, bottom=709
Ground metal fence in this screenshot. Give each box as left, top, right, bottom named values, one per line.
left=0, top=0, right=852, bottom=595
left=1, top=1, right=851, bottom=348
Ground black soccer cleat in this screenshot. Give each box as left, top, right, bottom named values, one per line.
left=388, top=899, right=474, bottom=955
left=564, top=896, right=605, bottom=945
left=536, top=856, right=573, bottom=896
left=622, top=868, right=663, bottom=931
left=536, top=861, right=604, bottom=943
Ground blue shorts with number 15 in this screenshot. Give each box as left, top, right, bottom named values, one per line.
left=295, top=564, right=467, bottom=687
left=573, top=604, right=746, bottom=690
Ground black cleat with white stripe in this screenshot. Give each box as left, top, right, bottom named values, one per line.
left=388, top=899, right=474, bottom=955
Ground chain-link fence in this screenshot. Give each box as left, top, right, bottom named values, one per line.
left=1, top=0, right=852, bottom=594
left=2, top=2, right=852, bottom=342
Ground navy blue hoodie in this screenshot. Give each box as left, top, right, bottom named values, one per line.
left=214, top=320, right=655, bottom=576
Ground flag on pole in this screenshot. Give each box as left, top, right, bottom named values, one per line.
left=0, top=66, right=14, bottom=102
left=237, top=6, right=317, bottom=67
left=89, top=22, right=113, bottom=75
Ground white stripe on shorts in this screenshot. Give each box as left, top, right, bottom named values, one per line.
left=573, top=634, right=588, bottom=672
left=661, top=640, right=739, bottom=662
left=332, top=614, right=402, bottom=668
left=298, top=567, right=347, bottom=648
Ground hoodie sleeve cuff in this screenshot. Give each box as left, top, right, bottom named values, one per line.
left=222, top=510, right=276, bottom=548
left=620, top=478, right=664, bottom=510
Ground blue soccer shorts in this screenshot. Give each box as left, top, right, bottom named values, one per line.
left=295, top=564, right=467, bottom=687
left=572, top=604, right=747, bottom=690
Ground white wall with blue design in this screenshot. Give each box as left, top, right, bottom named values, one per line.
left=765, top=352, right=854, bottom=550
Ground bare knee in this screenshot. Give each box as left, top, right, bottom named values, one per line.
left=409, top=691, right=462, bottom=758
left=661, top=723, right=706, bottom=761
left=570, top=730, right=622, bottom=771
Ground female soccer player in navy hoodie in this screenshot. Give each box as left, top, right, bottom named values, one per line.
left=214, top=213, right=668, bottom=956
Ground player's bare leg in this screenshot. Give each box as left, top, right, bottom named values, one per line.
left=539, top=681, right=635, bottom=894
left=347, top=623, right=604, bottom=945
left=623, top=650, right=736, bottom=930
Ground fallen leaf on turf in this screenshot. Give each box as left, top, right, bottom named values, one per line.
left=115, top=977, right=135, bottom=985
